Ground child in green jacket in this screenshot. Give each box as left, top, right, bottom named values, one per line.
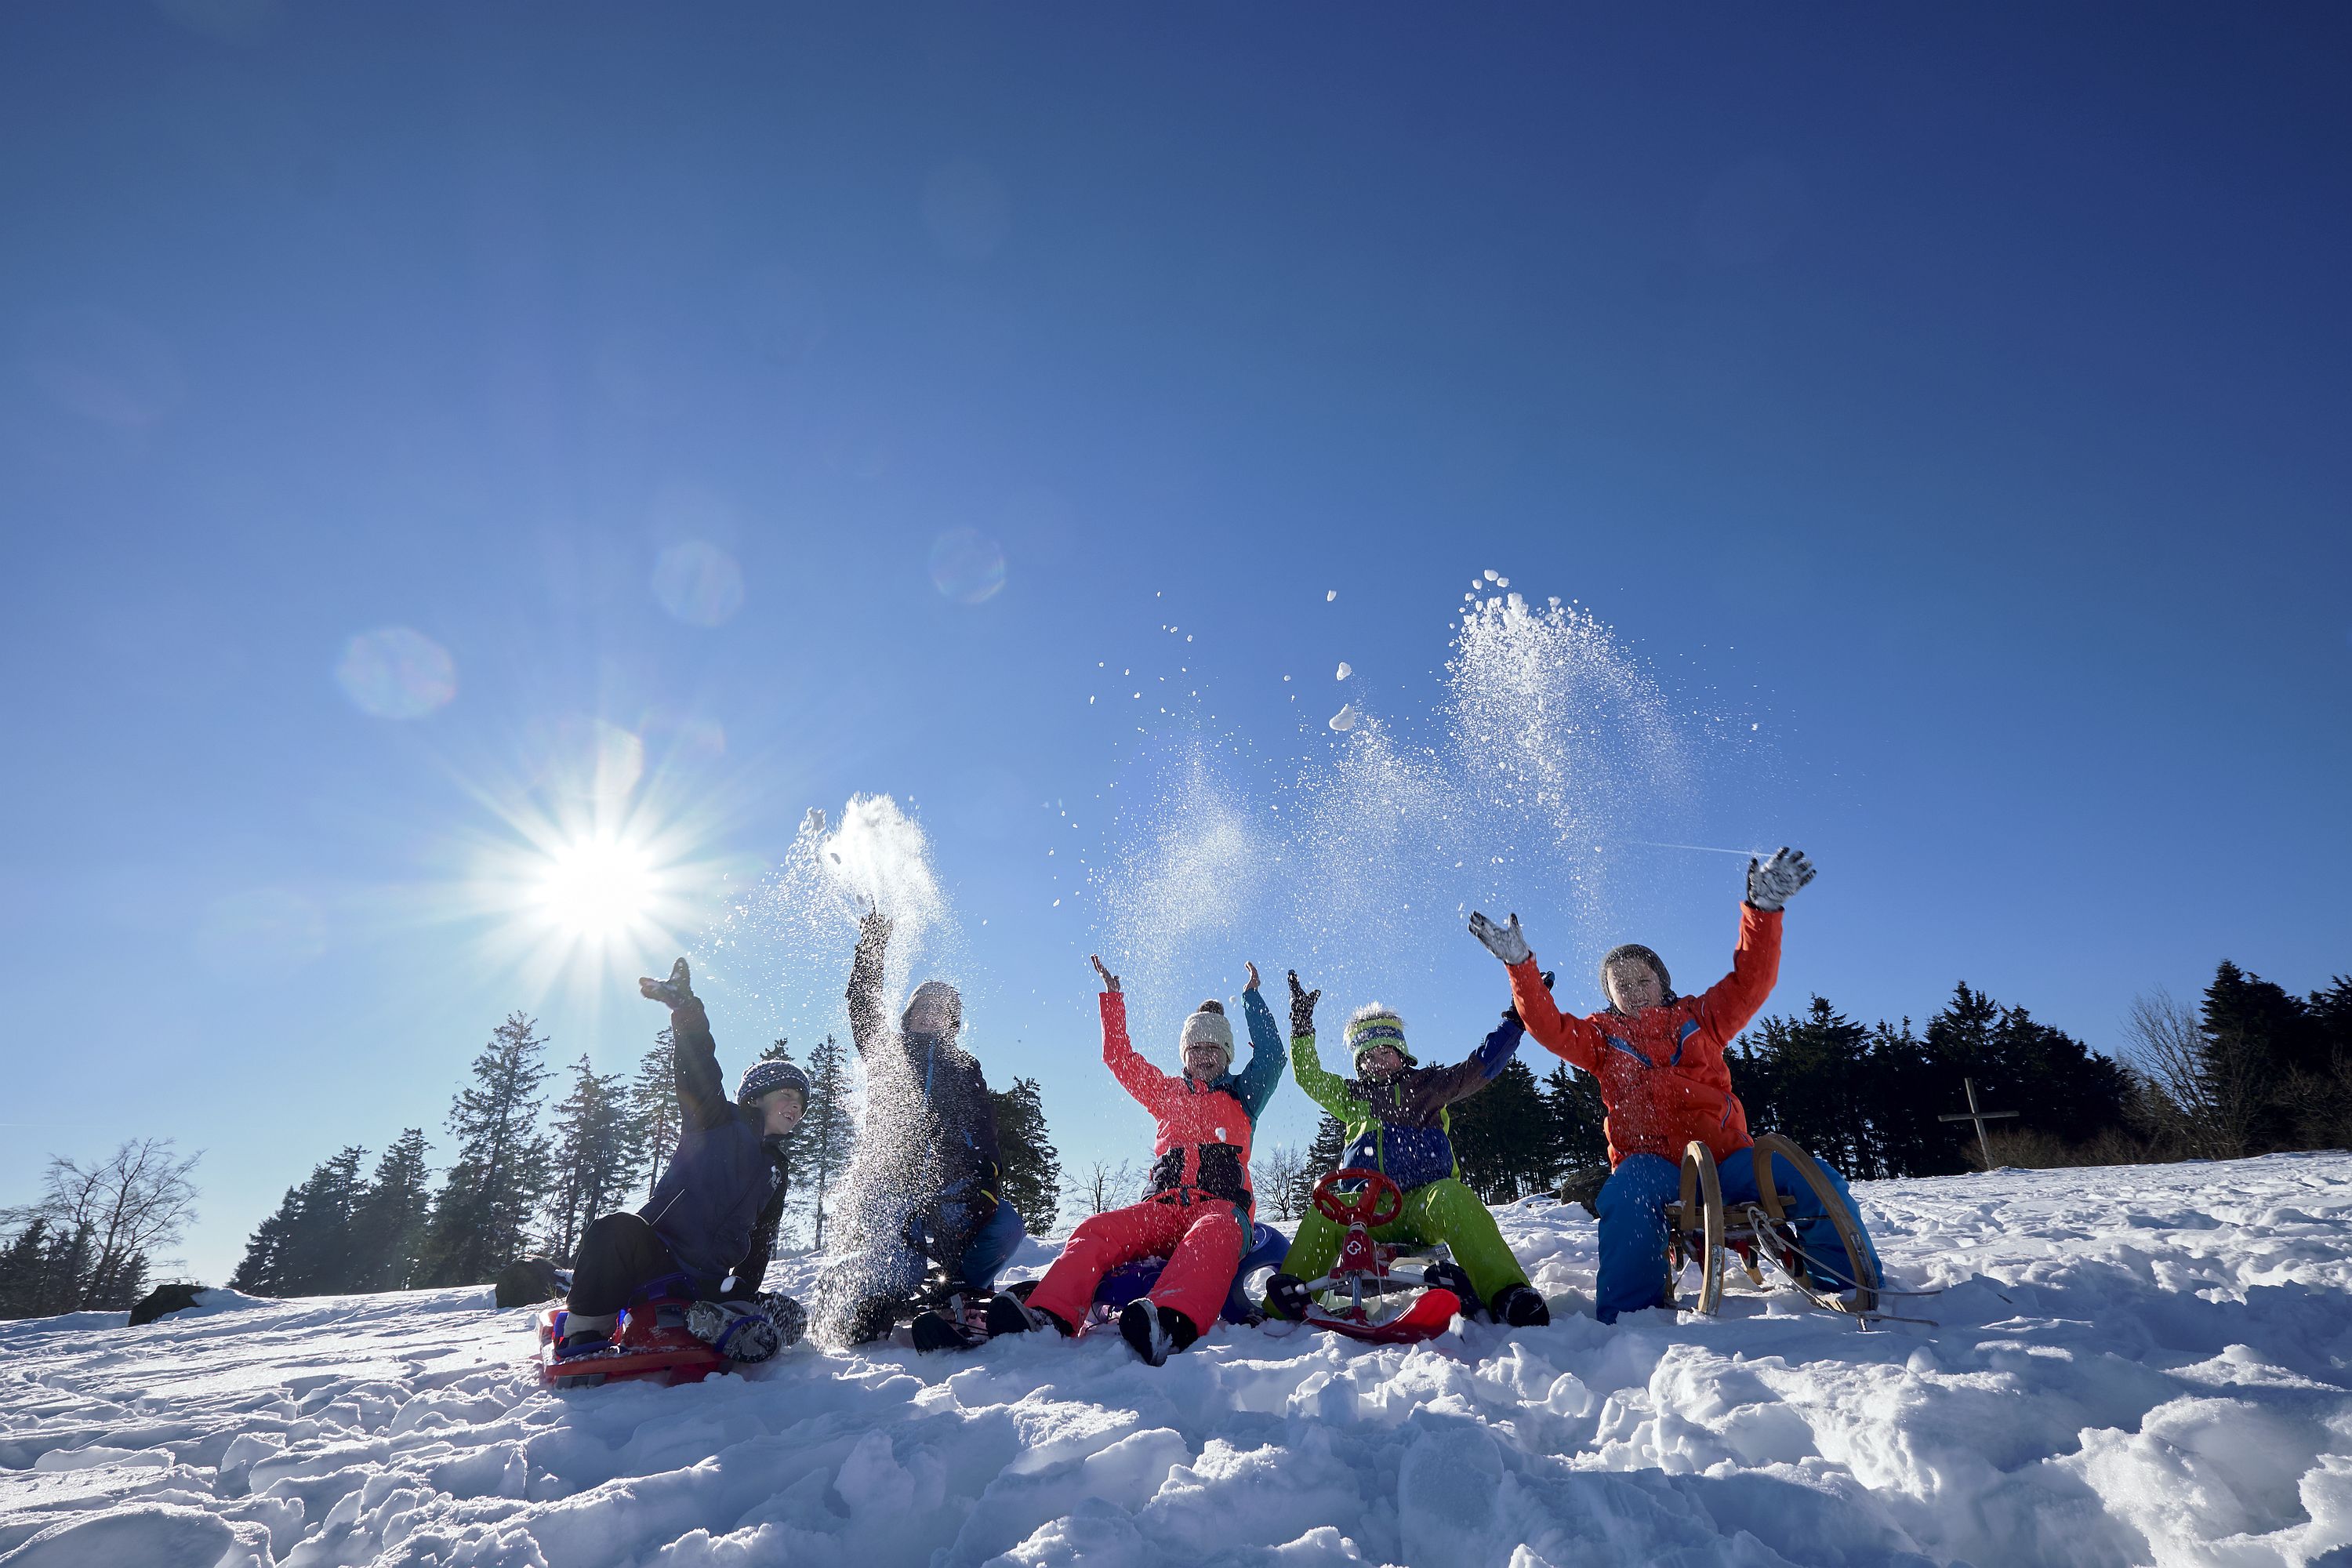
left=1266, top=975, right=1550, bottom=1327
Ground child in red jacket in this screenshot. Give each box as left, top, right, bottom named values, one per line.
left=1469, top=848, right=1878, bottom=1322
left=989, top=956, right=1287, bottom=1363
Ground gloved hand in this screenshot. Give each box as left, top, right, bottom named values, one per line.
left=639, top=957, right=697, bottom=1011
left=1287, top=970, right=1321, bottom=1037
left=1467, top=912, right=1530, bottom=965
left=1745, top=847, right=1817, bottom=912
left=1090, top=954, right=1122, bottom=993
left=856, top=902, right=892, bottom=955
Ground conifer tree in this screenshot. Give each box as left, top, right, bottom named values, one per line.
left=230, top=1191, right=299, bottom=1295
left=629, top=1029, right=681, bottom=1200
left=1305, top=1112, right=1349, bottom=1176
left=348, top=1131, right=433, bottom=1292
left=796, top=1033, right=858, bottom=1250
left=422, top=1012, right=553, bottom=1286
left=283, top=1147, right=368, bottom=1294
left=1450, top=1057, right=1552, bottom=1202
left=989, top=1076, right=1062, bottom=1236
left=1541, top=1062, right=1609, bottom=1174
left=0, top=1218, right=55, bottom=1319
left=543, top=1056, right=633, bottom=1261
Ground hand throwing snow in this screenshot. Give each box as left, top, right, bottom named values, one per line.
left=639, top=957, right=697, bottom=1011
left=1467, top=911, right=1530, bottom=966
left=1287, top=969, right=1320, bottom=1037
left=1091, top=954, right=1122, bottom=993
left=856, top=901, right=892, bottom=954
left=1745, top=847, right=1817, bottom=912
left=1244, top=960, right=1261, bottom=993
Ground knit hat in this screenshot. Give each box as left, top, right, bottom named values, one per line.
left=738, top=1059, right=811, bottom=1109
left=1599, top=943, right=1675, bottom=1007
left=902, top=979, right=963, bottom=1033
left=1180, top=1000, right=1235, bottom=1071
left=1345, top=1004, right=1416, bottom=1069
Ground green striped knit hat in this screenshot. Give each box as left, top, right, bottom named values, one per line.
left=1345, top=1004, right=1416, bottom=1069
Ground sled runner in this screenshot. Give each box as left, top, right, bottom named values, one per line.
left=1664, top=1134, right=1889, bottom=1323
left=536, top=1296, right=726, bottom=1389
left=1279, top=1170, right=1461, bottom=1345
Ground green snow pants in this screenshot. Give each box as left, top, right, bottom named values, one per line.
left=1274, top=1176, right=1529, bottom=1312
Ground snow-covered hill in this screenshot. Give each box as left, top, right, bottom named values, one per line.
left=5, top=1153, right=2350, bottom=1568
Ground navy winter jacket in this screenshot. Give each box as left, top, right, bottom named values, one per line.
left=638, top=1003, right=788, bottom=1298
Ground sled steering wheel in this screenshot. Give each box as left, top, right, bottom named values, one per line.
left=1312, top=1167, right=1404, bottom=1228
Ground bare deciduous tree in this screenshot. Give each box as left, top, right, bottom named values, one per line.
left=33, top=1138, right=202, bottom=1308
left=2123, top=989, right=2257, bottom=1161
left=1062, top=1159, right=1137, bottom=1221
left=1250, top=1144, right=1311, bottom=1223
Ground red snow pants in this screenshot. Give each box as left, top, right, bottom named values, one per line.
left=1026, top=1195, right=1245, bottom=1335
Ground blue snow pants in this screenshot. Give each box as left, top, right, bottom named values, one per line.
left=1594, top=1148, right=1882, bottom=1323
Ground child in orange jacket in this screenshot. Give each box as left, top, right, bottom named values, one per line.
left=1469, top=848, right=1878, bottom=1321
left=988, top=956, right=1287, bottom=1363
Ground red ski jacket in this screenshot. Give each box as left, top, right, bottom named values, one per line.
left=1099, top=990, right=1274, bottom=1214
left=1507, top=903, right=1782, bottom=1167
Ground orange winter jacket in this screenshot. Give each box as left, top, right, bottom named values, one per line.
left=1507, top=903, right=1781, bottom=1167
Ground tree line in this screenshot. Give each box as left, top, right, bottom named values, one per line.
left=1246, top=960, right=2352, bottom=1210
left=223, top=1013, right=1067, bottom=1299
left=0, top=1139, right=202, bottom=1318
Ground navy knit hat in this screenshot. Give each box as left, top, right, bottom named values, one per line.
left=738, top=1060, right=811, bottom=1109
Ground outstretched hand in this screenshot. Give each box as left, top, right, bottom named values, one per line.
left=640, top=957, right=696, bottom=1010
left=1468, top=910, right=1531, bottom=965
left=1287, top=969, right=1321, bottom=1036
left=1090, top=954, right=1122, bottom=993
left=1244, top=960, right=1261, bottom=993
left=1745, top=847, right=1817, bottom=912
left=855, top=898, right=892, bottom=952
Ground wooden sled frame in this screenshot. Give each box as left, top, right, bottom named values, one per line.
left=1664, top=1134, right=1881, bottom=1320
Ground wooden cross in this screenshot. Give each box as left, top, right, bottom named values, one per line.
left=1939, top=1076, right=2019, bottom=1171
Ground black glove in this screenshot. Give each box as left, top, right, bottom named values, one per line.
left=1746, top=847, right=1816, bottom=912
left=1287, top=970, right=1321, bottom=1037
left=639, top=957, right=697, bottom=1011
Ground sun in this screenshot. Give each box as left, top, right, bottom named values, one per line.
left=535, top=834, right=659, bottom=941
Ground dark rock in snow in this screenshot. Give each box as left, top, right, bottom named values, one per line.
left=129, top=1281, right=207, bottom=1326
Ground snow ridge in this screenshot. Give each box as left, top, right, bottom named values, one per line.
left=5, top=1155, right=2352, bottom=1566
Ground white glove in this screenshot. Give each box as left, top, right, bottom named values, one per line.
left=1467, top=911, right=1531, bottom=965
left=1745, top=848, right=1816, bottom=912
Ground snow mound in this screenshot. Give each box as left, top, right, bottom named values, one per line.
left=6, top=1154, right=2352, bottom=1566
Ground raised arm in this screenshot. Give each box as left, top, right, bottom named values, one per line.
left=844, top=909, right=891, bottom=1059
left=1412, top=1007, right=1527, bottom=1107
left=1694, top=902, right=1784, bottom=1045
left=1092, top=955, right=1170, bottom=1110
left=641, top=959, right=734, bottom=1131
left=1229, top=973, right=1290, bottom=1120
left=1508, top=955, right=1602, bottom=1074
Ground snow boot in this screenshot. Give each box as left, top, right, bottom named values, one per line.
left=688, top=1299, right=782, bottom=1362
left=759, top=1293, right=808, bottom=1348
left=1120, top=1301, right=1197, bottom=1365
left=985, top=1291, right=1063, bottom=1338
left=554, top=1327, right=612, bottom=1359
left=1423, top=1261, right=1482, bottom=1320
left=1490, top=1283, right=1550, bottom=1327
left=1263, top=1272, right=1312, bottom=1323
left=910, top=1308, right=987, bottom=1352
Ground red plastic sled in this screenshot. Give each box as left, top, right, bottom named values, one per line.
left=1292, top=1170, right=1461, bottom=1345
left=536, top=1298, right=727, bottom=1389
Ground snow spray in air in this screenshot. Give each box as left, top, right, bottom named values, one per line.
left=1087, top=585, right=1715, bottom=1027
left=714, top=793, right=968, bottom=1343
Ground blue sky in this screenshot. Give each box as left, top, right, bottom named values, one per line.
left=3, top=5, right=2347, bottom=1283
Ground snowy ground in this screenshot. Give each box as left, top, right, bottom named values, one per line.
left=6, top=1154, right=2352, bottom=1568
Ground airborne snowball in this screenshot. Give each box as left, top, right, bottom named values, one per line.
left=1336, top=662, right=1352, bottom=680
left=1329, top=703, right=1357, bottom=731
left=1326, top=590, right=1338, bottom=602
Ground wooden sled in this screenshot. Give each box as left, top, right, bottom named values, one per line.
left=1664, top=1134, right=1887, bottom=1323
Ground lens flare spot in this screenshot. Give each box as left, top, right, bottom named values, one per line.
left=929, top=528, right=1007, bottom=604
left=652, top=541, right=745, bottom=626
left=336, top=627, right=456, bottom=719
